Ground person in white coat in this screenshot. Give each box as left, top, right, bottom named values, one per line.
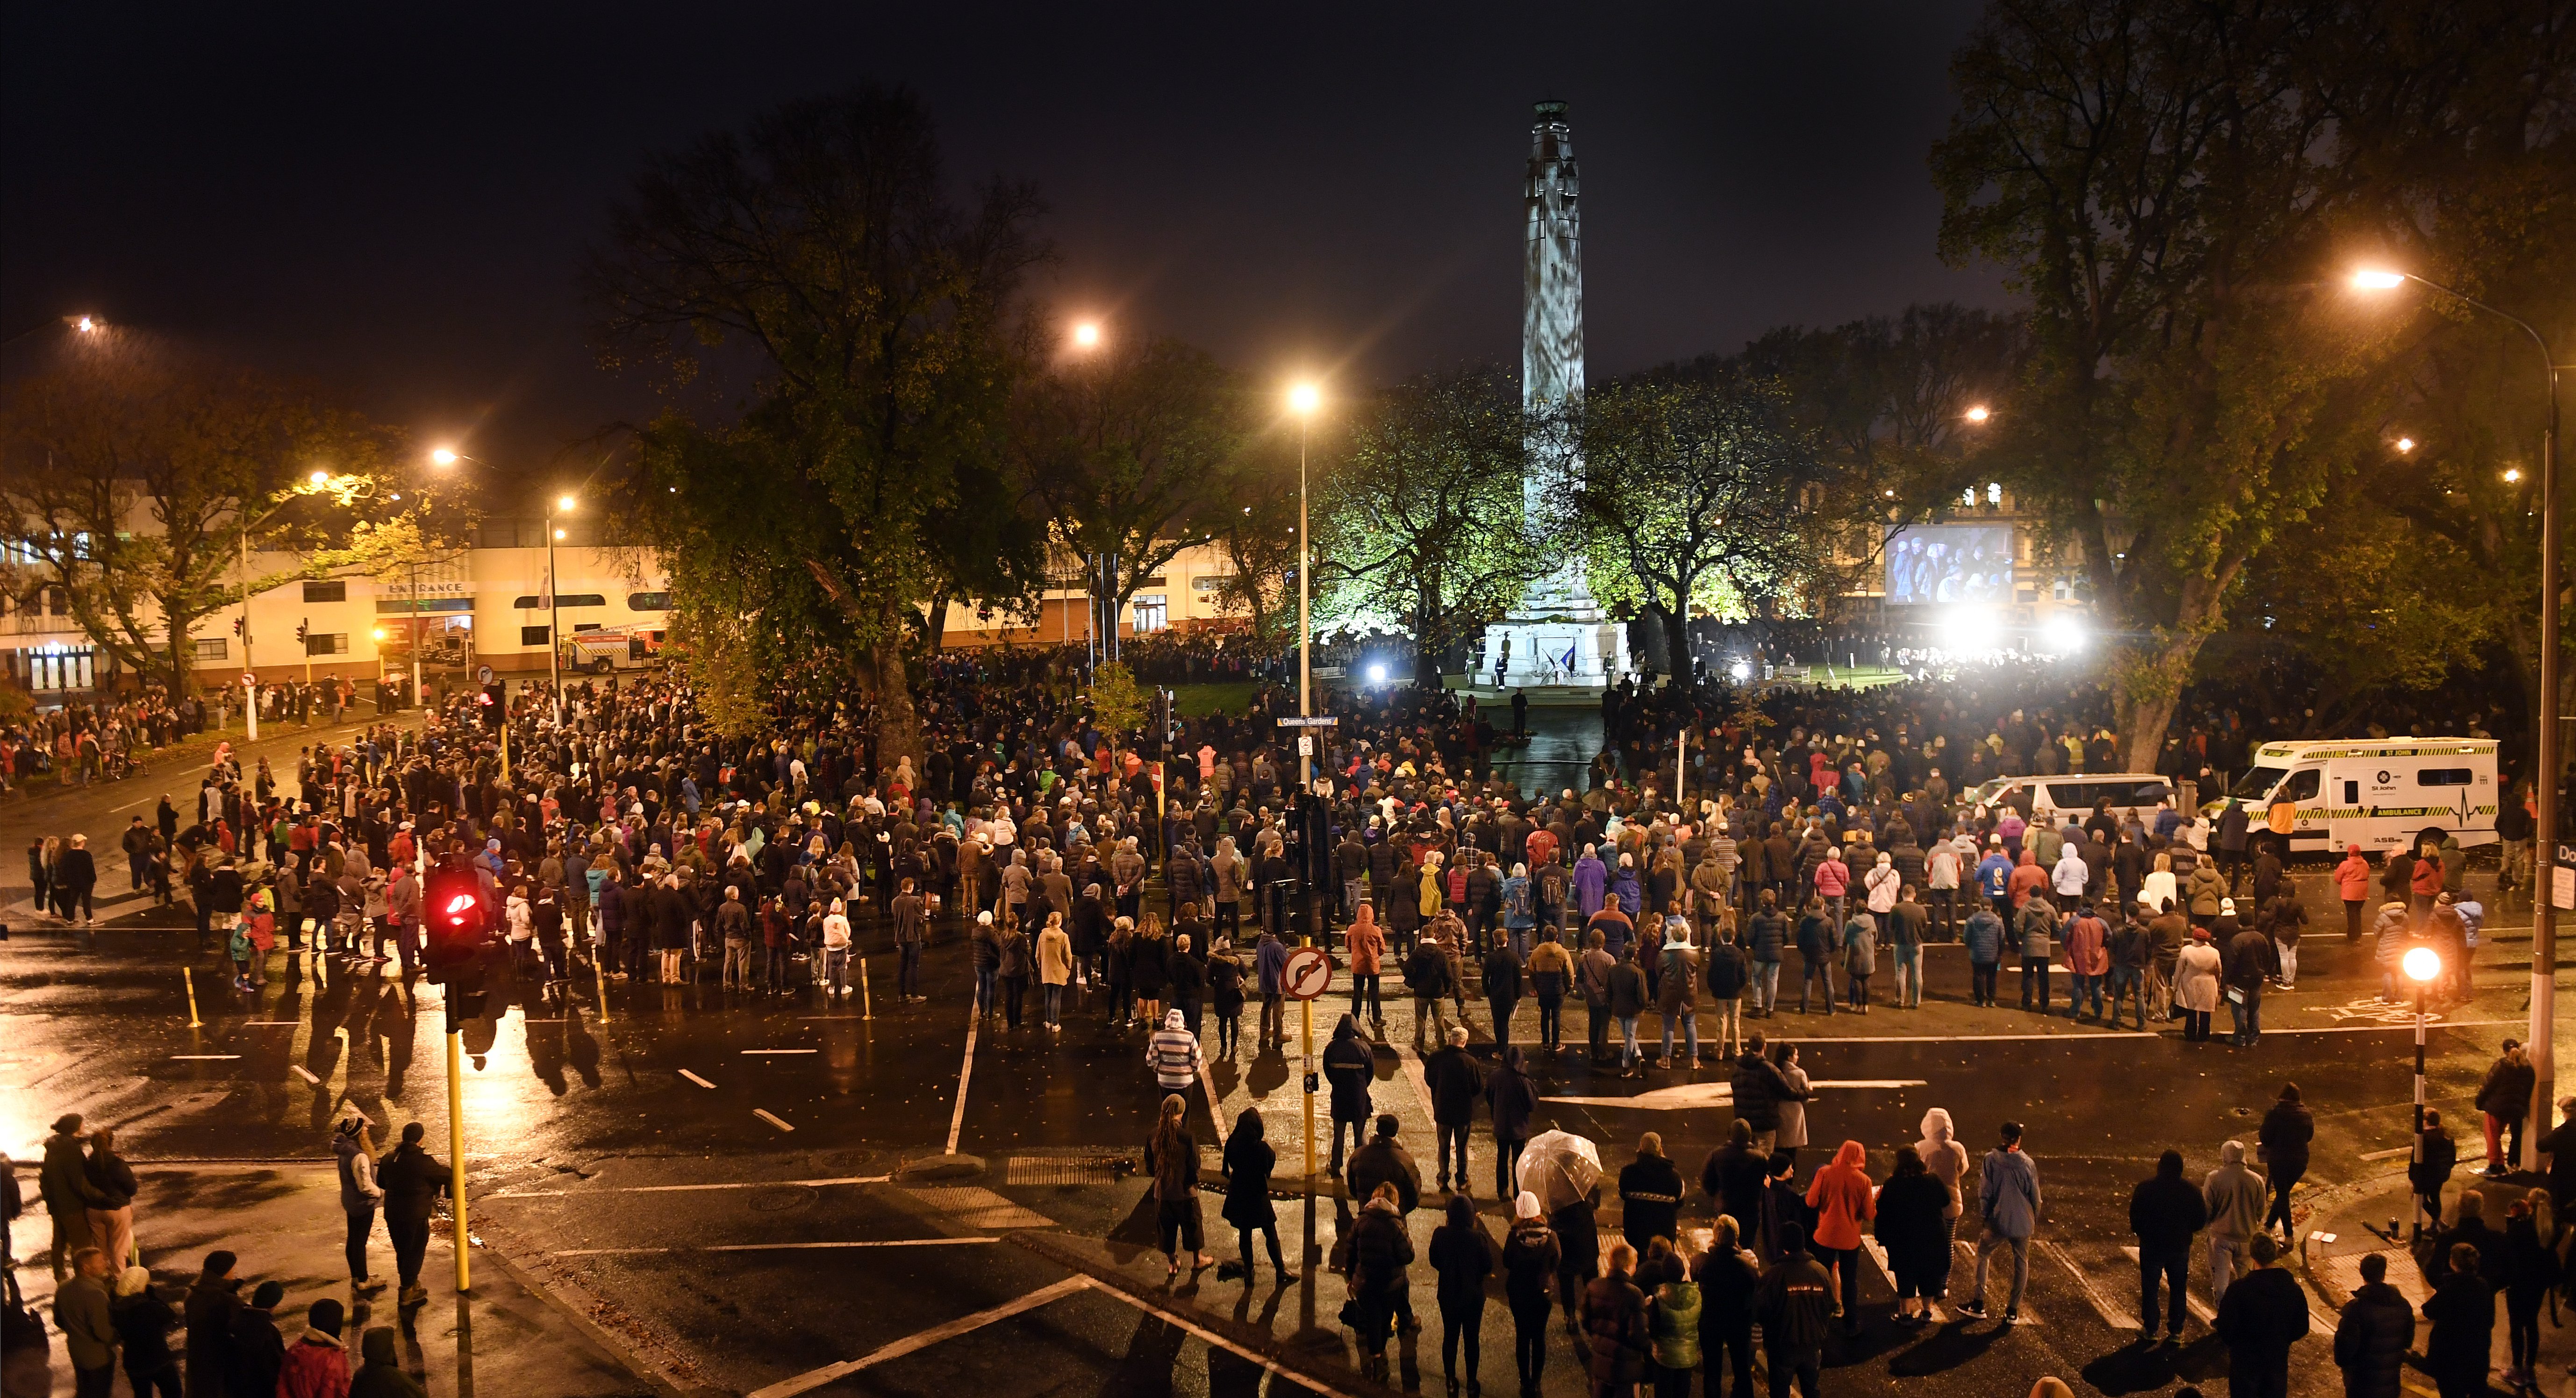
left=2171, top=926, right=2224, bottom=1042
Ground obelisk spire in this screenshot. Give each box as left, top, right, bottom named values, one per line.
left=1523, top=100, right=1583, bottom=425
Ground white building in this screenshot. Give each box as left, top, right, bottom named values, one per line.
left=2, top=514, right=667, bottom=699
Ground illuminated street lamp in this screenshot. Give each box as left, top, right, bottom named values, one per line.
left=2404, top=943, right=2443, bottom=1233
left=1963, top=405, right=1992, bottom=424
left=1071, top=321, right=1102, bottom=350
left=2357, top=267, right=2562, bottom=1165
left=2394, top=437, right=2416, bottom=454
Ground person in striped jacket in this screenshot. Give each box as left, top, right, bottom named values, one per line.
left=1146, top=1008, right=1204, bottom=1092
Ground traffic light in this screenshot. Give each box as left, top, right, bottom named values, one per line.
left=423, top=865, right=488, bottom=982
left=1294, top=790, right=1331, bottom=888
left=232, top=617, right=244, bottom=637
left=295, top=621, right=308, bottom=646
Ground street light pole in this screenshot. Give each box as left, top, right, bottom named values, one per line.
left=547, top=497, right=574, bottom=730
left=2404, top=943, right=2442, bottom=1236
left=2358, top=270, right=2562, bottom=1164
left=239, top=527, right=258, bottom=742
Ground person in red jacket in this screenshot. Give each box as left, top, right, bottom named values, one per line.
left=276, top=1296, right=352, bottom=1398
left=2333, top=844, right=2373, bottom=942
left=2408, top=840, right=2445, bottom=919
left=1803, top=1139, right=1877, bottom=1335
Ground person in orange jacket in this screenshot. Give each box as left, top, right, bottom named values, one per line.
left=1804, top=1140, right=1877, bottom=1335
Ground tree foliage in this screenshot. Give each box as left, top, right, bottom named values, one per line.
left=1312, top=369, right=1547, bottom=670
left=1546, top=377, right=1822, bottom=670
left=1014, top=333, right=1247, bottom=624
left=588, top=86, right=1048, bottom=763
left=1926, top=0, right=2569, bottom=766
left=0, top=331, right=405, bottom=696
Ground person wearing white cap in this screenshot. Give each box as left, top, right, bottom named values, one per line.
left=1500, top=1191, right=1560, bottom=1396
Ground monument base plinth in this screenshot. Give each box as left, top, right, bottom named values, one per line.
left=1472, top=585, right=1631, bottom=702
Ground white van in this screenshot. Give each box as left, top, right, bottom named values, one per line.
left=2201, top=737, right=2497, bottom=859
left=1961, top=772, right=2176, bottom=828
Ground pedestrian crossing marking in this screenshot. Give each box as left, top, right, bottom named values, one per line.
left=2121, top=1246, right=2215, bottom=1322
left=2040, top=1240, right=2138, bottom=1328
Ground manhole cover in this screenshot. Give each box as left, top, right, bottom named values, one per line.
left=748, top=1186, right=818, bottom=1213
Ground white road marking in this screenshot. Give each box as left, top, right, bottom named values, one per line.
left=744, top=1273, right=1088, bottom=1398
left=679, top=1070, right=716, bottom=1089
left=290, top=1065, right=320, bottom=1084
left=487, top=1174, right=888, bottom=1199
left=753, top=1108, right=794, bottom=1132
left=1953, top=1238, right=2046, bottom=1326
left=1545, top=1079, right=1928, bottom=1110
left=2039, top=1240, right=2139, bottom=1328
left=1859, top=1236, right=1896, bottom=1289
left=947, top=1005, right=980, bottom=1155
left=1085, top=1275, right=1370, bottom=1398
left=553, top=1237, right=1003, bottom=1259
left=239, top=1020, right=298, bottom=1026
left=2358, top=1146, right=2414, bottom=1161
left=170, top=1055, right=241, bottom=1061
left=740, top=1048, right=816, bottom=1055
left=2122, top=1246, right=2216, bottom=1322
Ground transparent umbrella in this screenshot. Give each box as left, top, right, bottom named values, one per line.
left=1514, top=1128, right=1603, bottom=1211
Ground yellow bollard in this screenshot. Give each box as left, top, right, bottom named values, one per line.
left=594, top=953, right=611, bottom=1027
left=858, top=954, right=873, bottom=1020
left=183, top=966, right=203, bottom=1028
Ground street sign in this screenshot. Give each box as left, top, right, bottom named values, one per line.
left=241, top=672, right=257, bottom=687
left=1275, top=715, right=1339, bottom=728
left=1280, top=946, right=1336, bottom=1000
left=2555, top=844, right=2575, bottom=912
left=477, top=664, right=495, bottom=685
left=1297, top=735, right=1312, bottom=756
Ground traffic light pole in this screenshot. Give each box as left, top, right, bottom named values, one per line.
left=446, top=1015, right=471, bottom=1293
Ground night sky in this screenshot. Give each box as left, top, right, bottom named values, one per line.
left=3, top=3, right=2004, bottom=481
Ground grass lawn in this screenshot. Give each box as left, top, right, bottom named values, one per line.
left=1169, top=681, right=1259, bottom=717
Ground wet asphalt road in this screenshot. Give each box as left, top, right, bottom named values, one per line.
left=5, top=886, right=2560, bottom=1398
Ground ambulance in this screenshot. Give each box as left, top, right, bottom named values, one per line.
left=557, top=624, right=668, bottom=674
left=2202, top=737, right=2498, bottom=859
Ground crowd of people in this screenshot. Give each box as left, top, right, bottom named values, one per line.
left=8, top=1109, right=439, bottom=1398
left=12, top=642, right=2575, bottom=1395
left=1127, top=1069, right=2575, bottom=1398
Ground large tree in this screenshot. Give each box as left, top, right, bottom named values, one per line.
left=1312, top=369, right=1547, bottom=672
left=1012, top=333, right=1246, bottom=640
left=0, top=332, right=401, bottom=696
left=589, top=86, right=1047, bottom=765
left=1546, top=377, right=1823, bottom=670
left=1931, top=0, right=2564, bottom=766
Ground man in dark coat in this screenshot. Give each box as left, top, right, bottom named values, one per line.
left=2130, top=1147, right=2207, bottom=1344
left=227, top=1280, right=286, bottom=1398
left=1344, top=1114, right=1421, bottom=1215
left=1752, top=1222, right=1833, bottom=1398
left=2212, top=1234, right=2308, bottom=1398
left=1616, top=1132, right=1684, bottom=1254
left=1700, top=1120, right=1771, bottom=1242
left=1322, top=1014, right=1376, bottom=1174
left=1483, top=937, right=1524, bottom=1047
left=1481, top=1046, right=1538, bottom=1199
left=2258, top=1083, right=2314, bottom=1238
left=1729, top=1034, right=1792, bottom=1151
left=375, top=1122, right=449, bottom=1305
left=1421, top=1026, right=1485, bottom=1195
left=2331, top=1251, right=2412, bottom=1398
left=184, top=1249, right=242, bottom=1398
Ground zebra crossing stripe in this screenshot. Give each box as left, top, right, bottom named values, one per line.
left=2040, top=1240, right=2139, bottom=1329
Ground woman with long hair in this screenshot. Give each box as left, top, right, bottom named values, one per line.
left=1145, top=1094, right=1212, bottom=1277
left=1220, top=1109, right=1295, bottom=1285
